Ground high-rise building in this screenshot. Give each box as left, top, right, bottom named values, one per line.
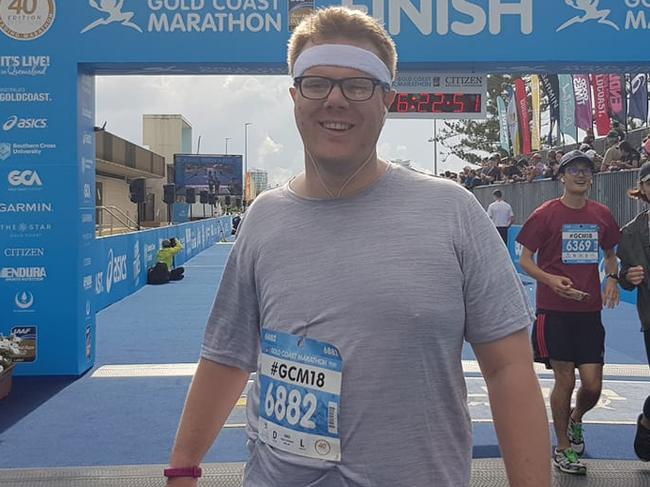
left=142, top=114, right=193, bottom=222
left=249, top=168, right=268, bottom=196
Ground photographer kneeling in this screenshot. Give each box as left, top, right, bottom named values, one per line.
left=147, top=237, right=185, bottom=285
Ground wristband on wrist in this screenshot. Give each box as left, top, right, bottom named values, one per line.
left=163, top=466, right=202, bottom=478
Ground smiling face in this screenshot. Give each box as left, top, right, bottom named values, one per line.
left=290, top=39, right=395, bottom=169
left=562, top=160, right=593, bottom=194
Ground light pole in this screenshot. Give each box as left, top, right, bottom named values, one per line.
left=427, top=120, right=438, bottom=175
left=225, top=137, right=231, bottom=155
left=244, top=122, right=252, bottom=205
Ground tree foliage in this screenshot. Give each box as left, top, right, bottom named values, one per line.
left=435, top=74, right=511, bottom=164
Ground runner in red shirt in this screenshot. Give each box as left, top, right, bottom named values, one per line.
left=517, top=150, right=620, bottom=475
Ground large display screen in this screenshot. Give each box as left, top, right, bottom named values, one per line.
left=389, top=93, right=482, bottom=114
left=174, top=154, right=243, bottom=195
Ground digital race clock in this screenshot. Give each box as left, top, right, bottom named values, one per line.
left=389, top=93, right=482, bottom=115
left=388, top=72, right=487, bottom=119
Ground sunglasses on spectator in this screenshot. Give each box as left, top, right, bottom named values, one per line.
left=565, top=166, right=593, bottom=176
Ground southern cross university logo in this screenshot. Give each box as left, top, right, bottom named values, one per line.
left=81, top=0, right=142, bottom=34
left=557, top=0, right=619, bottom=32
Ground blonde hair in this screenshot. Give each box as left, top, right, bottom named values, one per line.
left=287, top=7, right=397, bottom=79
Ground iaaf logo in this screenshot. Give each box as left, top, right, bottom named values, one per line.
left=106, top=248, right=127, bottom=293
left=15, top=290, right=34, bottom=311
left=0, top=266, right=47, bottom=282
left=2, top=115, right=47, bottom=131
left=8, top=169, right=42, bottom=187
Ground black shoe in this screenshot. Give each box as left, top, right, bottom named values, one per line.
left=634, top=414, right=650, bottom=461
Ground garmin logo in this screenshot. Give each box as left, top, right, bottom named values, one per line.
left=4, top=247, right=45, bottom=257
left=0, top=266, right=47, bottom=282
left=0, top=202, right=53, bottom=213
left=346, top=0, right=533, bottom=36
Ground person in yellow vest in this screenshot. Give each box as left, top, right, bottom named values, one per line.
left=147, top=237, right=184, bottom=284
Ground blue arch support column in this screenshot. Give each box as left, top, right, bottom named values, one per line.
left=3, top=0, right=650, bottom=376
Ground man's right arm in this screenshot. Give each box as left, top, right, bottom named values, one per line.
left=167, top=358, right=250, bottom=486
left=519, top=247, right=574, bottom=299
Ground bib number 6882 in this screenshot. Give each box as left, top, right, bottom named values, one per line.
left=264, top=383, right=317, bottom=429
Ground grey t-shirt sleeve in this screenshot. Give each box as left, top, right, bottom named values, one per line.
left=201, top=231, right=260, bottom=372
left=459, top=192, right=534, bottom=344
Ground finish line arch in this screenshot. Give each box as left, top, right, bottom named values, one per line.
left=1, top=0, right=648, bottom=375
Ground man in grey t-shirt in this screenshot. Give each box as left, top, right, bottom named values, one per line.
left=166, top=7, right=550, bottom=487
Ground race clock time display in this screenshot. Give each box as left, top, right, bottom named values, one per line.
left=388, top=72, right=487, bottom=119
left=389, top=92, right=482, bottom=115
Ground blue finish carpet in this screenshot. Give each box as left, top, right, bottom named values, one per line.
left=1, top=243, right=647, bottom=468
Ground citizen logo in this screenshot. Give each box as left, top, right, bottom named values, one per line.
left=444, top=76, right=484, bottom=87
left=8, top=169, right=42, bottom=187
left=4, top=247, right=44, bottom=257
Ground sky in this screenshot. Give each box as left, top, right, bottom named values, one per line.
left=95, top=75, right=472, bottom=187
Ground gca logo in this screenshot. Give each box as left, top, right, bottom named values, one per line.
left=106, top=248, right=127, bottom=293
left=3, top=115, right=48, bottom=131
left=8, top=170, right=42, bottom=187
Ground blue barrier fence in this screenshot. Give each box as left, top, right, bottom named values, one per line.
left=94, top=217, right=232, bottom=312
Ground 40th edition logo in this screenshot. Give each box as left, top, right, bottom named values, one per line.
left=0, top=0, right=56, bottom=41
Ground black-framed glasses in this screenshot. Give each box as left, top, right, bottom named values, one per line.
left=294, top=76, right=391, bottom=102
left=566, top=166, right=593, bottom=177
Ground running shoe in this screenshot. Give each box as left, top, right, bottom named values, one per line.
left=553, top=448, right=587, bottom=475
left=634, top=414, right=650, bottom=461
left=568, top=409, right=585, bottom=456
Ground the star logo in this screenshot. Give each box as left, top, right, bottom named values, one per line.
left=81, top=0, right=142, bottom=34
left=557, top=0, right=619, bottom=32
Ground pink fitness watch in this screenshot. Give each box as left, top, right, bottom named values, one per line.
left=163, top=466, right=202, bottom=479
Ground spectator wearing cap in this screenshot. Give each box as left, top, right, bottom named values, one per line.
left=602, top=131, right=623, bottom=170
left=481, top=153, right=503, bottom=184
left=579, top=143, right=603, bottom=172
left=619, top=141, right=641, bottom=169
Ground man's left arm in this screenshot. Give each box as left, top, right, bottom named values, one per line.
left=603, top=247, right=620, bottom=308
left=473, top=328, right=551, bottom=487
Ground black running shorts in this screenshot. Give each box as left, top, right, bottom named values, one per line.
left=532, top=309, right=605, bottom=369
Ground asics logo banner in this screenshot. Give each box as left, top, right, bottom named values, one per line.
left=8, top=170, right=42, bottom=186
left=3, top=115, right=48, bottom=131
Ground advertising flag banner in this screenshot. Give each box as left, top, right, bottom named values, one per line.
left=573, top=74, right=593, bottom=132
left=531, top=75, right=541, bottom=150
left=628, top=74, right=648, bottom=123
left=592, top=74, right=611, bottom=135
left=506, top=86, right=520, bottom=155
left=558, top=74, right=577, bottom=142
left=515, top=78, right=531, bottom=154
left=540, top=74, right=560, bottom=144
left=608, top=74, right=626, bottom=124
left=497, top=95, right=510, bottom=153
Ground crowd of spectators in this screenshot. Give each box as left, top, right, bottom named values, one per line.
left=440, top=125, right=650, bottom=192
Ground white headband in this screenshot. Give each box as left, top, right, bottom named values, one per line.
left=293, top=44, right=392, bottom=85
